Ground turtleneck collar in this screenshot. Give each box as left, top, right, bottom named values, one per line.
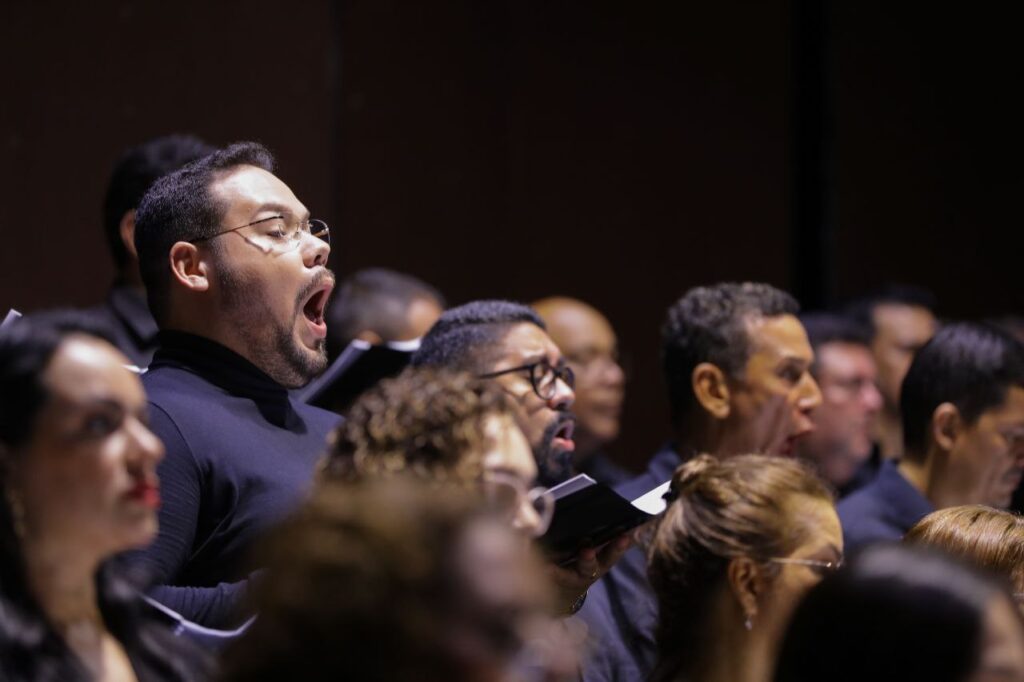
left=150, top=331, right=296, bottom=426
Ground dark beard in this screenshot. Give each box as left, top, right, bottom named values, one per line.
left=535, top=412, right=576, bottom=487
left=218, top=264, right=331, bottom=388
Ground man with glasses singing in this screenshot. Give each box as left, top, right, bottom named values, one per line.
left=411, top=300, right=632, bottom=615
left=128, top=142, right=341, bottom=627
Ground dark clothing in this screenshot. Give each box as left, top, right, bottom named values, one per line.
left=578, top=444, right=682, bottom=681
left=837, top=444, right=883, bottom=499
left=837, top=459, right=933, bottom=553
left=579, top=450, right=633, bottom=487
left=130, top=332, right=340, bottom=627
left=81, top=285, right=159, bottom=368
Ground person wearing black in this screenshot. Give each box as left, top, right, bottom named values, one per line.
left=411, top=300, right=631, bottom=617
left=581, top=282, right=822, bottom=682
left=838, top=322, right=1024, bottom=553
left=0, top=315, right=209, bottom=681
left=80, top=134, right=215, bottom=369
left=127, top=142, right=340, bottom=627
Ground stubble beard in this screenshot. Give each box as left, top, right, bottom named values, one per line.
left=218, top=265, right=328, bottom=389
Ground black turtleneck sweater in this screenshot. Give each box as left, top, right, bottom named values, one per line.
left=130, top=332, right=341, bottom=628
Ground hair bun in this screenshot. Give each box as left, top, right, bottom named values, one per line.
left=664, top=454, right=716, bottom=503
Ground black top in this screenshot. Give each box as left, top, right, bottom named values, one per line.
left=837, top=459, right=934, bottom=554
left=128, top=332, right=341, bottom=627
left=80, top=285, right=160, bottom=368
left=578, top=449, right=633, bottom=487
left=578, top=443, right=682, bottom=681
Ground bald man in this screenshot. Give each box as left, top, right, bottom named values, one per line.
left=533, top=297, right=630, bottom=484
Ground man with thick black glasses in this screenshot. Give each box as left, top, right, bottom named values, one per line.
left=127, top=142, right=340, bottom=628
left=412, top=300, right=631, bottom=616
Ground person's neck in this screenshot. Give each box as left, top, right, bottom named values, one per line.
left=690, top=616, right=769, bottom=682
left=898, top=452, right=963, bottom=509
left=679, top=419, right=740, bottom=460
left=21, top=534, right=104, bottom=630
left=875, top=408, right=903, bottom=459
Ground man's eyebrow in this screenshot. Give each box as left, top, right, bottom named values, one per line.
left=254, top=203, right=310, bottom=221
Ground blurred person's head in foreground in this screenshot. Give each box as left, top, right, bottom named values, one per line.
left=320, top=366, right=551, bottom=538
left=533, top=296, right=626, bottom=471
left=899, top=322, right=1024, bottom=510
left=774, top=544, right=1024, bottom=682
left=411, top=300, right=576, bottom=487
left=325, top=267, right=445, bottom=360
left=221, top=478, right=576, bottom=682
left=646, top=454, right=840, bottom=682
left=134, top=141, right=335, bottom=388
left=906, top=505, right=1024, bottom=596
left=0, top=313, right=206, bottom=681
left=103, top=134, right=214, bottom=288
left=794, top=313, right=882, bottom=489
left=662, top=282, right=821, bottom=457
left=848, top=284, right=938, bottom=457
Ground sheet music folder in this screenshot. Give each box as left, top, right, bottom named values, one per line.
left=539, top=473, right=671, bottom=564
left=296, top=338, right=419, bottom=409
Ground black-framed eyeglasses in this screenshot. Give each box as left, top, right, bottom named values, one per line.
left=479, top=360, right=575, bottom=401
left=190, top=215, right=330, bottom=254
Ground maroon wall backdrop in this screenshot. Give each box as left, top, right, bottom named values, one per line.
left=3, top=2, right=1021, bottom=470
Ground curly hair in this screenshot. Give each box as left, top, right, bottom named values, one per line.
left=221, top=478, right=548, bottom=681
left=320, top=367, right=515, bottom=486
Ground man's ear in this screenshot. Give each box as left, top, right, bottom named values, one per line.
left=119, top=210, right=139, bottom=260
left=727, top=556, right=763, bottom=623
left=931, top=402, right=963, bottom=453
left=693, top=362, right=731, bottom=420
left=168, top=242, right=210, bottom=292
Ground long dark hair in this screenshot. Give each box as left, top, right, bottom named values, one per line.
left=0, top=313, right=209, bottom=681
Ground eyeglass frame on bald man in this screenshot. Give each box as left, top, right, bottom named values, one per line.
left=189, top=214, right=330, bottom=253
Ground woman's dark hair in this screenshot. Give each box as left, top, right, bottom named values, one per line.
left=775, top=544, right=1009, bottom=682
left=0, top=315, right=209, bottom=681
left=646, top=454, right=832, bottom=682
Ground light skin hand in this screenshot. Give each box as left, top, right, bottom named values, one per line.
left=546, top=533, right=632, bottom=615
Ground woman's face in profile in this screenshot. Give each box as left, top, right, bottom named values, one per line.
left=760, top=495, right=844, bottom=644
left=12, top=335, right=164, bottom=558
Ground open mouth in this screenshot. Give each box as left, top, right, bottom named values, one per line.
left=300, top=280, right=334, bottom=339
left=551, top=418, right=576, bottom=452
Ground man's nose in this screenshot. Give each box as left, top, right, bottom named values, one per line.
left=799, top=373, right=823, bottom=412
left=300, top=230, right=330, bottom=268
left=549, top=374, right=575, bottom=410
left=862, top=382, right=884, bottom=413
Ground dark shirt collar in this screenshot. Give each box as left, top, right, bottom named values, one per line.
left=107, top=285, right=159, bottom=347
left=150, top=331, right=296, bottom=425
left=875, top=459, right=934, bottom=529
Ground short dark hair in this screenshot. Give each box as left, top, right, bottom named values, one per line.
left=326, top=268, right=445, bottom=358
left=847, top=284, right=938, bottom=339
left=134, top=141, right=275, bottom=325
left=662, top=282, right=799, bottom=426
left=799, top=312, right=871, bottom=376
left=103, top=134, right=215, bottom=271
left=410, top=300, right=545, bottom=373
left=901, top=322, right=1024, bottom=458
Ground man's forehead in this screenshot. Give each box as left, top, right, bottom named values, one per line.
left=745, top=313, right=814, bottom=361
left=212, top=165, right=308, bottom=219
left=494, top=322, right=560, bottom=365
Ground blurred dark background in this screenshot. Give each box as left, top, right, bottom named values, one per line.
left=3, top=1, right=1022, bottom=470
